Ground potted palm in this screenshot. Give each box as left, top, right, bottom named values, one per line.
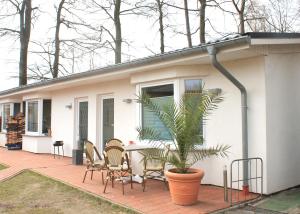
left=137, top=89, right=229, bottom=205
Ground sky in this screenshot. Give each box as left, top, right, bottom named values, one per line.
left=0, top=0, right=297, bottom=92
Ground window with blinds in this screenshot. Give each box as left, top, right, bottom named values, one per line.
left=142, top=84, right=174, bottom=140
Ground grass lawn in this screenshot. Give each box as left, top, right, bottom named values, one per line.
left=0, top=170, right=137, bottom=214
left=0, top=163, right=7, bottom=170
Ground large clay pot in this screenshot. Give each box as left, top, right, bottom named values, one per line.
left=165, top=168, right=205, bottom=206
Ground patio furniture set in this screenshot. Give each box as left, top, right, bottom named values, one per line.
left=82, top=138, right=170, bottom=195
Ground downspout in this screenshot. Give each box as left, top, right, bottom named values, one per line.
left=207, top=45, right=249, bottom=191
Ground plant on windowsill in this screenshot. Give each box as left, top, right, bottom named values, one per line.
left=137, top=89, right=230, bottom=206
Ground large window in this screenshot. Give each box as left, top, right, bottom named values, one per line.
left=142, top=84, right=174, bottom=140
left=27, top=101, right=38, bottom=132
left=2, top=104, right=11, bottom=131
left=26, top=99, right=52, bottom=135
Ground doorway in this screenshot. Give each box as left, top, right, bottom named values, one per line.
left=75, top=99, right=88, bottom=150
left=100, top=95, right=114, bottom=150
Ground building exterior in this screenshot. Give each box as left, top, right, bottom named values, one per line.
left=0, top=33, right=300, bottom=195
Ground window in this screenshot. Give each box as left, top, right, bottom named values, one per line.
left=142, top=84, right=174, bottom=140
left=185, top=79, right=202, bottom=92
left=2, top=104, right=10, bottom=131
left=42, top=100, right=51, bottom=134
left=26, top=99, right=52, bottom=135
left=27, top=101, right=38, bottom=132
left=184, top=79, right=203, bottom=138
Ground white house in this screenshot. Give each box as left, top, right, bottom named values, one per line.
left=0, top=32, right=300, bottom=195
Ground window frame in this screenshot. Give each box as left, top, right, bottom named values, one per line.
left=25, top=99, right=51, bottom=136
left=1, top=103, right=13, bottom=132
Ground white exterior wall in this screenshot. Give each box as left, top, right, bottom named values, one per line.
left=0, top=133, right=6, bottom=147
left=22, top=135, right=52, bottom=153
left=51, top=78, right=136, bottom=157
left=265, top=53, right=300, bottom=194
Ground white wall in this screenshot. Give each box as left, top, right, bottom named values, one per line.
left=51, top=78, right=136, bottom=157
left=22, top=135, right=52, bottom=153
left=0, top=133, right=6, bottom=147
left=265, top=53, right=300, bottom=194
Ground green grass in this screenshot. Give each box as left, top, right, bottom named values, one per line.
left=0, top=163, right=7, bottom=170
left=0, top=170, right=138, bottom=214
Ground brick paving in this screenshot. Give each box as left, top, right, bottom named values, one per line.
left=0, top=147, right=256, bottom=214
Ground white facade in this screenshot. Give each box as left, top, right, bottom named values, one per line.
left=0, top=38, right=300, bottom=195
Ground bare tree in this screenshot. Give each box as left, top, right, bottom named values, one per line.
left=184, top=0, right=192, bottom=47
left=199, top=0, right=207, bottom=43
left=0, top=0, right=34, bottom=85
left=231, top=0, right=246, bottom=34
left=52, top=0, right=66, bottom=78
left=85, top=0, right=145, bottom=63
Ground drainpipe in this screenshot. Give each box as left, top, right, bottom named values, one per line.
left=207, top=45, right=249, bottom=192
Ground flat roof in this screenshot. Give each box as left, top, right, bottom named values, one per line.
left=0, top=32, right=300, bottom=97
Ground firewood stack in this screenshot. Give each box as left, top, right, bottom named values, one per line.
left=5, top=113, right=24, bottom=150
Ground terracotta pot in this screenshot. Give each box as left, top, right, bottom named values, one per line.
left=165, top=168, right=205, bottom=206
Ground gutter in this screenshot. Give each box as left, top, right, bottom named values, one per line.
left=206, top=45, right=249, bottom=191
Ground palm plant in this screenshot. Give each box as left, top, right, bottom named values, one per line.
left=137, top=89, right=230, bottom=174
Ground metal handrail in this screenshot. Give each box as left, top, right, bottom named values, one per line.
left=230, top=157, right=263, bottom=206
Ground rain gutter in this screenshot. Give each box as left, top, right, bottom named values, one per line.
left=206, top=45, right=249, bottom=190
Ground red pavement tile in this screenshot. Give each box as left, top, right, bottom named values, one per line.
left=0, top=147, right=256, bottom=214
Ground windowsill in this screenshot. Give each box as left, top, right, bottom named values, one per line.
left=22, top=134, right=52, bottom=138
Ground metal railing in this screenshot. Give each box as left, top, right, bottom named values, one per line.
left=230, top=157, right=263, bottom=205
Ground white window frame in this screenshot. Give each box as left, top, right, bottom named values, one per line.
left=136, top=79, right=179, bottom=144
left=1, top=103, right=13, bottom=133
left=25, top=99, right=43, bottom=136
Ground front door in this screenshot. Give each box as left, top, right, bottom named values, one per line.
left=78, top=101, right=88, bottom=150
left=101, top=97, right=114, bottom=149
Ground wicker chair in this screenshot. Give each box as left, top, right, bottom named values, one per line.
left=105, top=138, right=125, bottom=148
left=82, top=140, right=107, bottom=184
left=103, top=145, right=133, bottom=195
left=140, top=145, right=170, bottom=192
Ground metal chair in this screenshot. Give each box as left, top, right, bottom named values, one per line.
left=103, top=145, right=133, bottom=195
left=140, top=145, right=170, bottom=192
left=82, top=140, right=107, bottom=185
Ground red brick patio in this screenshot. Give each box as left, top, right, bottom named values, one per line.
left=0, top=147, right=255, bottom=214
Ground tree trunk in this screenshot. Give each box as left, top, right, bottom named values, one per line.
left=199, top=0, right=206, bottom=44
left=19, top=0, right=32, bottom=86
left=184, top=0, right=192, bottom=47
left=114, top=0, right=122, bottom=64
left=157, top=0, right=164, bottom=54
left=239, top=12, right=245, bottom=34
left=53, top=0, right=65, bottom=78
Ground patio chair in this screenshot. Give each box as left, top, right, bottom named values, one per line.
left=140, top=145, right=170, bottom=192
left=103, top=145, right=133, bottom=195
left=82, top=140, right=107, bottom=185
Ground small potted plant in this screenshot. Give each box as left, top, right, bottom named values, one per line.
left=137, top=89, right=229, bottom=205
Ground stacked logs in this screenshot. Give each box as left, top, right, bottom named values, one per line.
left=5, top=113, right=24, bottom=150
